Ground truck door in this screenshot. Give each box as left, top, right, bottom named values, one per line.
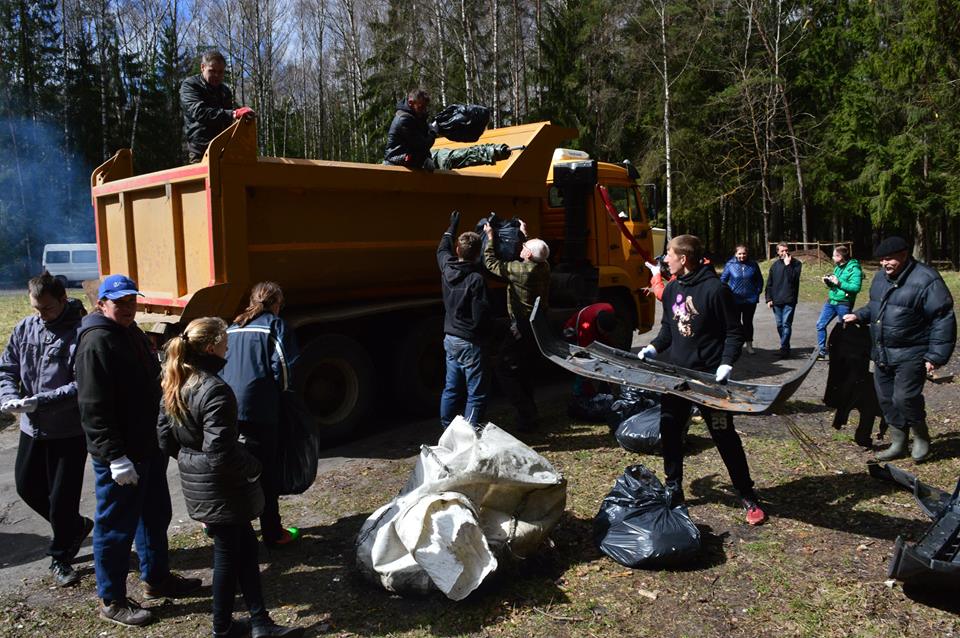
left=601, top=183, right=651, bottom=268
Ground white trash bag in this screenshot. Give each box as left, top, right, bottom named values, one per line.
left=355, top=416, right=567, bottom=600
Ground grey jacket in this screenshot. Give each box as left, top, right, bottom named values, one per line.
left=0, top=299, right=86, bottom=439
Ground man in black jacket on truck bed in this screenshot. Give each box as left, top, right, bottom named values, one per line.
left=76, top=275, right=200, bottom=627
left=637, top=234, right=766, bottom=526
left=180, top=50, right=255, bottom=163
left=437, top=211, right=490, bottom=428
left=843, top=236, right=956, bottom=462
left=384, top=88, right=437, bottom=169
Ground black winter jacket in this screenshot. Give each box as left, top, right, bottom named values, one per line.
left=157, top=354, right=264, bottom=525
left=180, top=74, right=235, bottom=158
left=764, top=258, right=802, bottom=305
left=383, top=100, right=436, bottom=168
left=0, top=298, right=86, bottom=439
left=853, top=259, right=956, bottom=367
left=438, top=231, right=490, bottom=342
left=651, top=265, right=744, bottom=371
left=76, top=312, right=162, bottom=463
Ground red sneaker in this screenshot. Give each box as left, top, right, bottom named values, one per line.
left=742, top=497, right=767, bottom=526
left=270, top=527, right=301, bottom=546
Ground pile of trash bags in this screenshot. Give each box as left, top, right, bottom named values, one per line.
left=355, top=417, right=566, bottom=600
left=606, top=389, right=661, bottom=454
left=594, top=464, right=701, bottom=568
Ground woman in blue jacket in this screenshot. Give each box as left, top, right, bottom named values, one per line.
left=720, top=245, right=764, bottom=354
left=221, top=282, right=300, bottom=547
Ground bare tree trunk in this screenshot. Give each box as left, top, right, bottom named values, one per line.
left=434, top=0, right=447, bottom=105
left=535, top=0, right=542, bottom=111
left=460, top=0, right=473, bottom=101
left=492, top=0, right=499, bottom=127
left=657, top=4, right=673, bottom=240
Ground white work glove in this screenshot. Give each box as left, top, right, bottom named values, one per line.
left=1, top=397, right=38, bottom=414
left=644, top=261, right=659, bottom=277
left=715, top=364, right=733, bottom=383
left=638, top=345, right=657, bottom=360
left=109, top=456, right=139, bottom=486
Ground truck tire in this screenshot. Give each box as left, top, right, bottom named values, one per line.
left=392, top=315, right=444, bottom=417
left=294, top=335, right=375, bottom=445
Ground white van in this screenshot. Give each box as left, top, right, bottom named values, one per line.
left=41, top=243, right=99, bottom=286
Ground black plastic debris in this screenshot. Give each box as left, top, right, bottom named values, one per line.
left=868, top=462, right=960, bottom=589
left=433, top=104, right=491, bottom=142
left=824, top=323, right=886, bottom=446
left=613, top=403, right=662, bottom=454
left=568, top=393, right=615, bottom=422
left=594, top=464, right=701, bottom=568
left=276, top=391, right=320, bottom=495
left=476, top=212, right=526, bottom=263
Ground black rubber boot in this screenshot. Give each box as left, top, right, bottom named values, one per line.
left=853, top=420, right=874, bottom=449
left=876, top=426, right=908, bottom=461
left=910, top=422, right=930, bottom=462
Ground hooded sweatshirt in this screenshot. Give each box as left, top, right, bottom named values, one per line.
left=651, top=265, right=744, bottom=371
left=438, top=231, right=490, bottom=342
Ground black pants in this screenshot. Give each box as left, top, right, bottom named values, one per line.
left=735, top=303, right=757, bottom=343
left=495, top=322, right=540, bottom=429
left=238, top=422, right=283, bottom=543
left=660, top=394, right=755, bottom=497
left=14, top=431, right=87, bottom=562
left=207, top=521, right=269, bottom=633
left=873, top=359, right=927, bottom=431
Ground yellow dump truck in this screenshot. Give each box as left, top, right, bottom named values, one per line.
left=90, top=118, right=655, bottom=442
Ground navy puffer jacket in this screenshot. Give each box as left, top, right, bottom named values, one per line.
left=853, top=259, right=956, bottom=367
left=0, top=298, right=86, bottom=439
left=720, top=258, right=764, bottom=305
left=158, top=354, right=264, bottom=524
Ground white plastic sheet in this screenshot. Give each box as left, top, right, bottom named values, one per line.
left=356, top=416, right=567, bottom=600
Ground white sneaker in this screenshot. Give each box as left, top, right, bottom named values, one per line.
left=745, top=342, right=754, bottom=354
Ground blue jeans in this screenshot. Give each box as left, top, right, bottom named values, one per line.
left=771, top=304, right=796, bottom=351
left=91, top=453, right=172, bottom=602
left=816, top=302, right=850, bottom=353
left=440, top=335, right=488, bottom=428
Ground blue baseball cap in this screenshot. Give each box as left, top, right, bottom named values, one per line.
left=98, top=274, right=144, bottom=300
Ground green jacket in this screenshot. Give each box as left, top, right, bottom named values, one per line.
left=483, top=240, right=550, bottom=321
left=826, top=259, right=862, bottom=306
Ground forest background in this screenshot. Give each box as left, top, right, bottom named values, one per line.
left=1, top=0, right=959, bottom=281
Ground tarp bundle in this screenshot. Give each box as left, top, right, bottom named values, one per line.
left=594, top=464, right=701, bottom=568
left=433, top=104, right=491, bottom=142
left=276, top=391, right=320, bottom=495
left=431, top=143, right=511, bottom=170
left=356, top=417, right=566, bottom=600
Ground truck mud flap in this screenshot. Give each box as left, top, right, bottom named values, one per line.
left=869, top=462, right=960, bottom=589
left=529, top=297, right=816, bottom=415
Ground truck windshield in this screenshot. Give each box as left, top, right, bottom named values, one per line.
left=605, top=186, right=646, bottom=223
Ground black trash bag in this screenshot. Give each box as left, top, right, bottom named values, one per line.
left=276, top=390, right=320, bottom=495
left=606, top=388, right=658, bottom=431
left=475, top=212, right=526, bottom=262
left=594, top=464, right=701, bottom=568
left=568, top=393, right=616, bottom=422
left=433, top=104, right=491, bottom=142
left=614, top=403, right=662, bottom=454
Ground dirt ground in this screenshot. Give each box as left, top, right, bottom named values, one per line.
left=1, top=301, right=958, bottom=637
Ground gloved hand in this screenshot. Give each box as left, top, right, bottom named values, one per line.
left=638, top=345, right=657, bottom=361
left=428, top=120, right=439, bottom=136
left=1, top=397, right=38, bottom=414
left=447, top=210, right=461, bottom=234
left=715, top=364, right=733, bottom=383
left=644, top=261, right=659, bottom=277
left=233, top=106, right=255, bottom=119
left=109, top=456, right=139, bottom=486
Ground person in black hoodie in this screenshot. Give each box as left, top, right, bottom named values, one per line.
left=0, top=272, right=90, bottom=587
left=75, top=275, right=200, bottom=627
left=383, top=88, right=438, bottom=169
left=637, top=235, right=766, bottom=526
left=438, top=210, right=490, bottom=428
left=764, top=241, right=803, bottom=357
left=158, top=317, right=303, bottom=638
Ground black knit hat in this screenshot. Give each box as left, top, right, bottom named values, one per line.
left=873, top=236, right=910, bottom=258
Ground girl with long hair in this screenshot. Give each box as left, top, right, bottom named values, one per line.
left=158, top=317, right=303, bottom=638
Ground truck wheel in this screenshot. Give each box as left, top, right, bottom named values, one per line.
left=294, top=335, right=375, bottom=445
left=392, top=315, right=444, bottom=417
left=602, top=291, right=638, bottom=351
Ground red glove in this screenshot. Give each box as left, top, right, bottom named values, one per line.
left=233, top=107, right=255, bottom=119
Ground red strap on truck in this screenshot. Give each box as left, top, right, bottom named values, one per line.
left=597, top=185, right=653, bottom=263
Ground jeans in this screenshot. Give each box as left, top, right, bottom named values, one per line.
left=207, top=521, right=270, bottom=632
left=440, top=335, right=488, bottom=428
left=238, top=422, right=282, bottom=544
left=660, top=394, right=755, bottom=497
left=14, top=432, right=87, bottom=562
left=815, top=302, right=850, bottom=353
left=873, top=360, right=927, bottom=431
left=771, top=304, right=796, bottom=351
left=735, top=303, right=758, bottom=343
left=91, top=453, right=172, bottom=602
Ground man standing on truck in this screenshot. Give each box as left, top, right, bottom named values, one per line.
left=383, top=88, right=438, bottom=170
left=484, top=220, right=551, bottom=432
left=180, top=50, right=255, bottom=163
left=637, top=234, right=766, bottom=526
left=76, top=275, right=201, bottom=627
left=437, top=211, right=490, bottom=428
left=0, top=273, right=91, bottom=587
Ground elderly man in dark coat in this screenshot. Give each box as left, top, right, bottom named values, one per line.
left=843, top=236, right=956, bottom=461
